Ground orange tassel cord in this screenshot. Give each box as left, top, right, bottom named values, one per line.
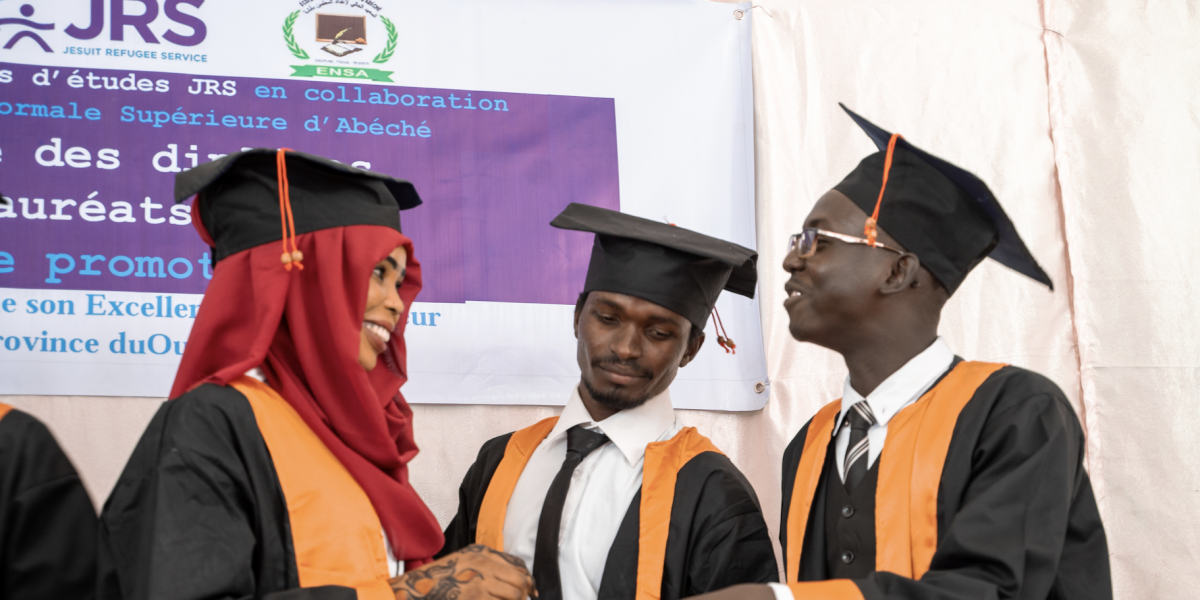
left=276, top=148, right=304, bottom=271
left=865, top=133, right=903, bottom=247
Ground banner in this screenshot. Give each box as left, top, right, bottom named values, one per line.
left=0, top=0, right=765, bottom=410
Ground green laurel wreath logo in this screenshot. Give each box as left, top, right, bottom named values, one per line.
left=283, top=11, right=310, bottom=60
left=372, top=16, right=398, bottom=64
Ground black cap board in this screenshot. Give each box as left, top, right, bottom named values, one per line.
left=550, top=202, right=758, bottom=332
left=174, top=148, right=421, bottom=263
left=833, top=103, right=1053, bottom=294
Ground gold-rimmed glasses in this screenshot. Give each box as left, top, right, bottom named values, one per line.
left=787, top=228, right=905, bottom=258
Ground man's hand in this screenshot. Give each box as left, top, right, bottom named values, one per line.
left=685, top=583, right=776, bottom=600
left=390, top=544, right=536, bottom=600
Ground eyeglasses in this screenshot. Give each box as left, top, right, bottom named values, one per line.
left=787, top=228, right=905, bottom=258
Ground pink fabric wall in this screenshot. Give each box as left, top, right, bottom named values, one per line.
left=4, top=0, right=1196, bottom=597
left=1042, top=1, right=1200, bottom=596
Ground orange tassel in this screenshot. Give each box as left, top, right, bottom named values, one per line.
left=276, top=148, right=304, bottom=271
left=711, top=309, right=736, bottom=355
left=866, top=133, right=903, bottom=247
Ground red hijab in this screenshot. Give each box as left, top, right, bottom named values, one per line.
left=171, top=216, right=443, bottom=564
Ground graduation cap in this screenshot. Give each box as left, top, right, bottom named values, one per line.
left=551, top=203, right=757, bottom=351
left=833, top=103, right=1052, bottom=294
left=175, top=148, right=421, bottom=268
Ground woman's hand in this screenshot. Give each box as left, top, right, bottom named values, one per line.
left=390, top=544, right=536, bottom=600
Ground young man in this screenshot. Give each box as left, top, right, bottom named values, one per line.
left=694, top=105, right=1110, bottom=600
left=440, top=203, right=778, bottom=600
left=98, top=149, right=534, bottom=600
left=0, top=405, right=97, bottom=598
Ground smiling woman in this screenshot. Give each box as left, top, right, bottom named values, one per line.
left=359, top=246, right=408, bottom=371
left=98, top=148, right=535, bottom=600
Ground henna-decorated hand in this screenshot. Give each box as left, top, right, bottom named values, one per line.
left=684, top=584, right=776, bottom=600
left=390, top=544, right=536, bottom=600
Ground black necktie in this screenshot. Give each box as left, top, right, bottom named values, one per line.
left=841, top=402, right=878, bottom=493
left=533, top=425, right=611, bottom=600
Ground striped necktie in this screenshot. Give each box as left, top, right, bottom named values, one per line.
left=841, top=402, right=878, bottom=492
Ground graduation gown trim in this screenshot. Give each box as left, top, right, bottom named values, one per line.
left=231, top=376, right=394, bottom=600
left=783, top=400, right=841, bottom=585
left=0, top=403, right=12, bottom=421
left=784, top=361, right=1004, bottom=596
left=475, top=417, right=724, bottom=600
left=476, top=417, right=558, bottom=550
left=636, top=426, right=721, bottom=600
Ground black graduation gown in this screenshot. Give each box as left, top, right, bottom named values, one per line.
left=97, top=384, right=362, bottom=600
left=0, top=408, right=98, bottom=600
left=440, top=431, right=779, bottom=599
left=780, top=361, right=1111, bottom=600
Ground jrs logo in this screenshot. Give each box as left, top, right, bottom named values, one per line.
left=8, top=0, right=211, bottom=48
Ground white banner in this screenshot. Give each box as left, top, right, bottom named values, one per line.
left=0, top=0, right=766, bottom=409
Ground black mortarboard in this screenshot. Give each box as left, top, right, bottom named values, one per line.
left=174, top=148, right=421, bottom=264
left=550, top=203, right=758, bottom=333
left=833, top=104, right=1052, bottom=294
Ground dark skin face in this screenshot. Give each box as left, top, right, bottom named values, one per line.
left=358, top=247, right=408, bottom=371
left=782, top=189, right=948, bottom=396
left=573, top=291, right=705, bottom=421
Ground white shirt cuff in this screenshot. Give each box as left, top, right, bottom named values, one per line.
left=767, top=582, right=795, bottom=600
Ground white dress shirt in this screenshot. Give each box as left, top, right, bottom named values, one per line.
left=767, top=338, right=955, bottom=600
left=833, top=337, right=955, bottom=481
left=504, top=385, right=681, bottom=600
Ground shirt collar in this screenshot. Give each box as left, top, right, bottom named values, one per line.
left=547, top=385, right=678, bottom=466
left=837, top=336, right=955, bottom=435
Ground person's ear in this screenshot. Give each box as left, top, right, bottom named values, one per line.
left=573, top=306, right=582, bottom=340
left=678, top=330, right=705, bottom=368
left=880, top=253, right=921, bottom=295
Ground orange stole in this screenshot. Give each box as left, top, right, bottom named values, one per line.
left=784, top=361, right=1005, bottom=599
left=783, top=400, right=842, bottom=586
left=0, top=403, right=12, bottom=422
left=475, top=419, right=722, bottom=600
left=475, top=417, right=559, bottom=551
left=636, top=428, right=722, bottom=600
left=230, top=376, right=394, bottom=600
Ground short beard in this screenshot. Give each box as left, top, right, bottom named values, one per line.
left=581, top=374, right=653, bottom=413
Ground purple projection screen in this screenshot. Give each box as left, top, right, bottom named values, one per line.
left=0, top=62, right=619, bottom=304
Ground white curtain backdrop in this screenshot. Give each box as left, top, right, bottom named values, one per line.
left=4, top=1, right=1197, bottom=598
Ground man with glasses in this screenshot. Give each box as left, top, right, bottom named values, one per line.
left=689, top=105, right=1111, bottom=600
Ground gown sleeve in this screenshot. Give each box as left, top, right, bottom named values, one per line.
left=681, top=454, right=780, bottom=595
left=0, top=410, right=98, bottom=600
left=845, top=377, right=1110, bottom=600
left=98, top=385, right=362, bottom=600
left=438, top=434, right=513, bottom=558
